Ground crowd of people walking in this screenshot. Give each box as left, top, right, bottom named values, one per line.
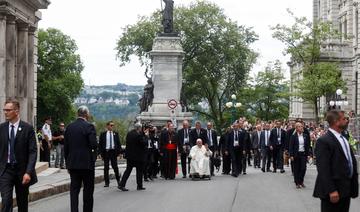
left=0, top=100, right=358, bottom=212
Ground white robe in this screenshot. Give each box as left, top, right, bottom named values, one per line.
left=189, top=145, right=212, bottom=176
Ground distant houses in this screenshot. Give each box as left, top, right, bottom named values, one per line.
left=74, top=97, right=130, bottom=106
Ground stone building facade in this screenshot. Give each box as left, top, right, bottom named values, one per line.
left=289, top=0, right=360, bottom=121
left=0, top=0, right=49, bottom=125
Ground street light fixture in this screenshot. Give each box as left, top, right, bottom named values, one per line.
left=328, top=89, right=348, bottom=110
left=226, top=94, right=241, bottom=123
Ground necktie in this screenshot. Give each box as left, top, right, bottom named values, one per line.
left=184, top=129, right=188, bottom=143
left=278, top=129, right=281, bottom=145
left=235, top=131, right=238, bottom=141
left=109, top=132, right=113, bottom=149
left=10, top=125, right=16, bottom=164
left=197, top=129, right=200, bottom=137
left=340, top=136, right=353, bottom=178
left=208, top=130, right=212, bottom=146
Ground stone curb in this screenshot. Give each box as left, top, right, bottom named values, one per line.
left=1, top=173, right=115, bottom=208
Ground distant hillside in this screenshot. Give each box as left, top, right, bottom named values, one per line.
left=75, top=83, right=143, bottom=121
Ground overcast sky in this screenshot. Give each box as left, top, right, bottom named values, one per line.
left=39, top=0, right=313, bottom=86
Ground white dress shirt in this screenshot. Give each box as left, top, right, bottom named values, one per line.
left=106, top=131, right=114, bottom=150
left=42, top=123, right=52, bottom=141
left=328, top=128, right=353, bottom=165
left=8, top=119, right=20, bottom=163
left=298, top=133, right=305, bottom=152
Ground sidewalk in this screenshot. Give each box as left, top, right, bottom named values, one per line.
left=0, top=163, right=127, bottom=208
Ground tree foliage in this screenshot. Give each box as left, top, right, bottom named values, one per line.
left=240, top=61, right=289, bottom=121
left=37, top=28, right=84, bottom=126
left=116, top=1, right=258, bottom=133
left=271, top=10, right=346, bottom=122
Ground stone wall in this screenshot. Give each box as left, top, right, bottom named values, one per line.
left=0, top=0, right=49, bottom=125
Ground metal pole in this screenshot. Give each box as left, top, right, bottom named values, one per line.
left=356, top=71, right=358, bottom=116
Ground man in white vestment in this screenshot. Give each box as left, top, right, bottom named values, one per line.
left=190, top=139, right=212, bottom=178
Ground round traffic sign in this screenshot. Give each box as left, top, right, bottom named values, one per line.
left=168, top=99, right=178, bottom=109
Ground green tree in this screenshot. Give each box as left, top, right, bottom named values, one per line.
left=116, top=1, right=258, bottom=133
left=240, top=61, right=289, bottom=121
left=271, top=10, right=345, bottom=123
left=37, top=28, right=84, bottom=126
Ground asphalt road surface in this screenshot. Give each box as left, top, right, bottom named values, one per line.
left=27, top=165, right=360, bottom=212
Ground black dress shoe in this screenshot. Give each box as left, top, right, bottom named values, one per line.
left=104, top=184, right=109, bottom=187
left=118, top=186, right=129, bottom=191
left=231, top=174, right=238, bottom=178
left=137, top=187, right=146, bottom=191
left=211, top=173, right=215, bottom=177
left=261, top=168, right=265, bottom=172
left=273, top=170, right=277, bottom=173
left=280, top=170, right=285, bottom=173
left=182, top=176, right=186, bottom=178
left=243, top=172, right=247, bottom=175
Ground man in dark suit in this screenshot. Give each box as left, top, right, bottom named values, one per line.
left=118, top=123, right=146, bottom=191
left=206, top=122, right=218, bottom=176
left=64, top=106, right=98, bottom=212
left=270, top=120, right=286, bottom=173
left=225, top=122, right=248, bottom=177
left=219, top=127, right=231, bottom=175
left=251, top=124, right=262, bottom=168
left=99, top=121, right=123, bottom=187
left=178, top=120, right=191, bottom=178
left=289, top=121, right=310, bottom=189
left=313, top=110, right=358, bottom=212
left=260, top=123, right=272, bottom=172
left=0, top=99, right=37, bottom=212
left=189, top=121, right=208, bottom=146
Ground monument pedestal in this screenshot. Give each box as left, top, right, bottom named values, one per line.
left=138, top=35, right=192, bottom=127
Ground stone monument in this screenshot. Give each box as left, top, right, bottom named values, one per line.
left=0, top=0, right=50, bottom=125
left=137, top=0, right=192, bottom=127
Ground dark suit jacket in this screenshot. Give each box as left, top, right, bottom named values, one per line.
left=98, top=131, right=122, bottom=157
left=124, top=129, right=146, bottom=162
left=285, top=128, right=295, bottom=151
left=251, top=130, right=262, bottom=149
left=189, top=128, right=208, bottom=146
left=160, top=130, right=179, bottom=153
left=259, top=130, right=271, bottom=150
left=270, top=128, right=286, bottom=149
left=178, top=128, right=191, bottom=154
left=289, top=133, right=310, bottom=157
left=64, top=118, right=98, bottom=170
left=205, top=129, right=218, bottom=150
left=0, top=121, right=37, bottom=185
left=219, top=132, right=229, bottom=153
left=313, top=131, right=359, bottom=199
left=226, top=129, right=249, bottom=153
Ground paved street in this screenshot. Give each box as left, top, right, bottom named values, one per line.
left=27, top=165, right=360, bottom=212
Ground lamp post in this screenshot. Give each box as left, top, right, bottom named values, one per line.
left=226, top=94, right=242, bottom=123
left=328, top=89, right=349, bottom=110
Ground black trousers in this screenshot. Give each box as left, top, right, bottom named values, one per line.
left=119, top=160, right=144, bottom=188
left=293, top=153, right=307, bottom=185
left=222, top=152, right=231, bottom=174
left=272, top=146, right=284, bottom=171
left=209, top=146, right=216, bottom=175
left=151, top=151, right=160, bottom=177
left=103, top=150, right=121, bottom=185
left=40, top=140, right=51, bottom=167
left=180, top=152, right=190, bottom=176
left=144, top=149, right=154, bottom=179
left=0, top=165, right=29, bottom=212
left=69, top=169, right=95, bottom=212
left=261, top=147, right=272, bottom=170
left=253, top=149, right=261, bottom=167
left=231, top=148, right=243, bottom=176
left=321, top=198, right=350, bottom=212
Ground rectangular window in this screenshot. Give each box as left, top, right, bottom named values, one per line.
left=344, top=19, right=347, bottom=39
